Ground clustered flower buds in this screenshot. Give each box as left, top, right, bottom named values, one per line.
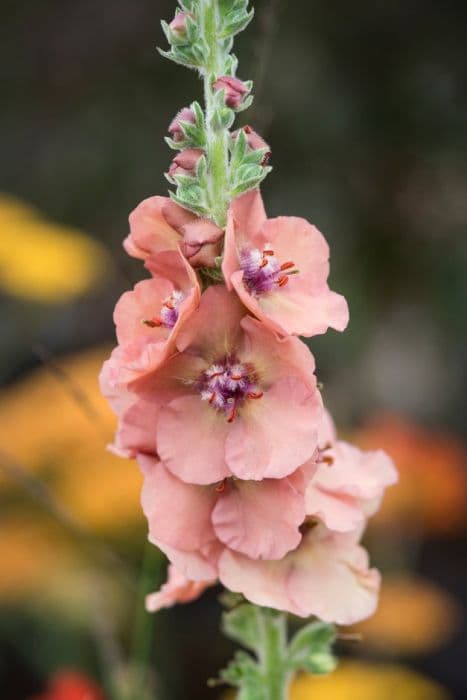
left=101, top=0, right=397, bottom=660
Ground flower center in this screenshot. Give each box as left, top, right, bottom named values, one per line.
left=199, top=356, right=263, bottom=422
left=239, top=244, right=299, bottom=295
left=142, top=290, right=185, bottom=330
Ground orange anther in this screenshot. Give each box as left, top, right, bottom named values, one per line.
left=227, top=403, right=238, bottom=423
left=280, top=261, right=295, bottom=271
left=231, top=374, right=243, bottom=381
left=164, top=300, right=175, bottom=309
left=247, top=391, right=263, bottom=399
left=142, top=318, right=162, bottom=327
left=277, top=276, right=289, bottom=287
left=215, top=480, right=226, bottom=493
left=263, top=249, right=274, bottom=256
left=209, top=392, right=216, bottom=404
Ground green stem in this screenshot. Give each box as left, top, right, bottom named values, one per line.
left=200, top=0, right=229, bottom=227
left=127, top=543, right=163, bottom=700
left=257, top=610, right=292, bottom=700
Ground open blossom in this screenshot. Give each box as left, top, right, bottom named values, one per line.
left=222, top=190, right=349, bottom=337
left=218, top=524, right=381, bottom=625
left=110, top=285, right=323, bottom=481
left=306, top=412, right=398, bottom=532
left=140, top=454, right=315, bottom=563
left=100, top=250, right=200, bottom=387
left=124, top=195, right=223, bottom=267
left=146, top=563, right=214, bottom=612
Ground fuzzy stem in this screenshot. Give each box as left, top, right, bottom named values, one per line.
left=257, top=610, right=292, bottom=700
left=200, top=0, right=229, bottom=227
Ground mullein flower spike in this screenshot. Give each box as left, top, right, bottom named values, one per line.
left=100, top=1, right=397, bottom=697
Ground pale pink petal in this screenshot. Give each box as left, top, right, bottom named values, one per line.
left=219, top=526, right=380, bottom=625
left=139, top=455, right=216, bottom=550
left=175, top=285, right=245, bottom=358
left=211, top=473, right=306, bottom=560
left=305, top=486, right=364, bottom=532
left=318, top=408, right=337, bottom=447
left=145, top=564, right=214, bottom=612
left=226, top=376, right=322, bottom=480
left=157, top=396, right=231, bottom=484
left=155, top=539, right=222, bottom=581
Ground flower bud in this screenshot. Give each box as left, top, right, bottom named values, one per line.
left=213, top=76, right=250, bottom=110
left=168, top=107, right=196, bottom=142
left=232, top=125, right=271, bottom=164
left=169, top=12, right=192, bottom=40
left=168, top=148, right=204, bottom=178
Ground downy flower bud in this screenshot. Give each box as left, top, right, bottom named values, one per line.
left=168, top=107, right=196, bottom=142
left=213, top=76, right=250, bottom=110
left=168, top=148, right=204, bottom=178
left=169, top=12, right=192, bottom=40
left=232, top=125, right=271, bottom=164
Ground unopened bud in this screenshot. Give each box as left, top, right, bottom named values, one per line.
left=168, top=148, right=204, bottom=177
left=168, top=107, right=196, bottom=142
left=232, top=125, right=271, bottom=164
left=213, top=76, right=250, bottom=110
left=169, top=12, right=192, bottom=39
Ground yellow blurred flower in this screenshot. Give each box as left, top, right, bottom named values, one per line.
left=290, top=661, right=451, bottom=700
left=354, top=415, right=467, bottom=535
left=0, top=345, right=143, bottom=531
left=352, top=576, right=461, bottom=655
left=0, top=194, right=110, bottom=302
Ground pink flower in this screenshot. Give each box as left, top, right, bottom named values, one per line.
left=100, top=250, right=200, bottom=387
left=232, top=125, right=271, bottom=164
left=145, top=564, right=213, bottom=612
left=112, top=285, right=323, bottom=480
left=140, top=454, right=315, bottom=562
left=168, top=148, right=204, bottom=178
left=218, top=524, right=381, bottom=625
left=222, top=190, right=349, bottom=337
left=305, top=412, right=398, bottom=532
left=168, top=107, right=196, bottom=142
left=124, top=195, right=223, bottom=268
left=213, top=76, right=250, bottom=110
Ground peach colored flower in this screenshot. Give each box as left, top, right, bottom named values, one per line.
left=306, top=412, right=398, bottom=532
left=222, top=190, right=349, bottom=337
left=124, top=195, right=223, bottom=267
left=100, top=250, right=200, bottom=388
left=218, top=524, right=380, bottom=625
left=139, top=454, right=314, bottom=562
left=111, top=285, right=323, bottom=480
left=145, top=564, right=213, bottom=612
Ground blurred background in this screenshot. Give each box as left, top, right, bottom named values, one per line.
left=0, top=0, right=466, bottom=698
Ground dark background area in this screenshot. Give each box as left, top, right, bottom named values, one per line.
left=0, top=1, right=466, bottom=699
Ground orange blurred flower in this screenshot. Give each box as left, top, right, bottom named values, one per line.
left=352, top=575, right=461, bottom=655
left=354, top=414, right=467, bottom=535
left=30, top=670, right=105, bottom=700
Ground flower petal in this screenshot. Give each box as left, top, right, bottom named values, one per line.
left=157, top=395, right=231, bottom=484
left=146, top=564, right=214, bottom=612
left=212, top=474, right=306, bottom=560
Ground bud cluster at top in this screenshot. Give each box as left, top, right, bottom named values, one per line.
left=160, top=0, right=271, bottom=227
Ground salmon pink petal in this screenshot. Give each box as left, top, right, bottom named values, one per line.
left=139, top=455, right=216, bottom=550
left=226, top=376, right=321, bottom=480
left=146, top=564, right=214, bottom=612
left=157, top=396, right=231, bottom=484
left=211, top=474, right=306, bottom=559
left=175, top=285, right=245, bottom=357
left=223, top=189, right=267, bottom=288
left=219, top=526, right=380, bottom=624
left=124, top=196, right=182, bottom=259
left=257, top=286, right=349, bottom=337
left=305, top=487, right=364, bottom=532
left=238, top=315, right=317, bottom=389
